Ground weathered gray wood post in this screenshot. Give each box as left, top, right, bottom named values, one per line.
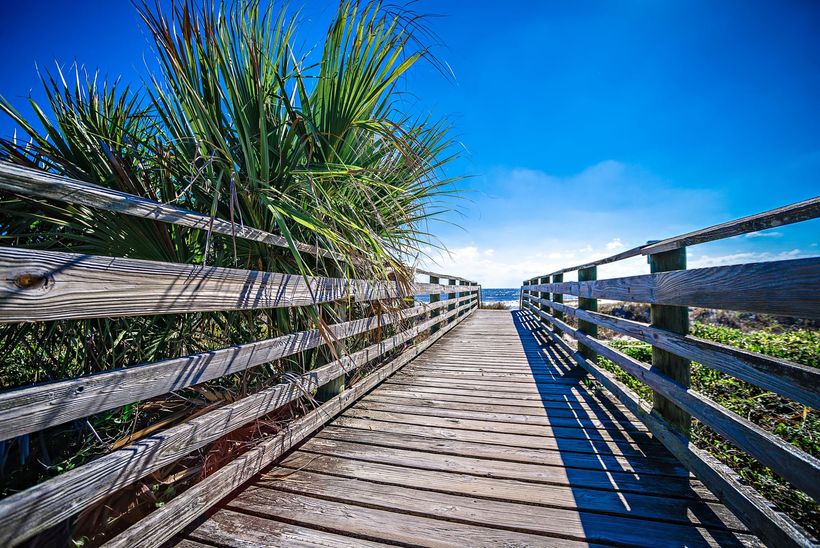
left=429, top=275, right=441, bottom=334
left=447, top=278, right=457, bottom=324
left=648, top=245, right=691, bottom=434
left=552, top=273, right=564, bottom=323
left=577, top=267, right=598, bottom=360
left=316, top=303, right=347, bottom=401
left=527, top=278, right=535, bottom=309
left=538, top=276, right=548, bottom=320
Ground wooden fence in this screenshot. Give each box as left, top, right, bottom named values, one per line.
left=520, top=196, right=820, bottom=547
left=0, top=163, right=480, bottom=546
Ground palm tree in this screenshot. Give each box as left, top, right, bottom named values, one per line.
left=0, top=0, right=462, bottom=510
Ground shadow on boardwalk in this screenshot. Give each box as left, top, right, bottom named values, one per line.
left=511, top=309, right=749, bottom=546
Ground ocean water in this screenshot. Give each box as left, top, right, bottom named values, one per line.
left=481, top=288, right=520, bottom=310
left=416, top=288, right=520, bottom=309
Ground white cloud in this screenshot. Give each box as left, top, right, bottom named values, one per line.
left=423, top=161, right=813, bottom=287
left=419, top=245, right=809, bottom=288
left=419, top=240, right=648, bottom=287
left=606, top=238, right=624, bottom=251
left=745, top=231, right=783, bottom=238
left=689, top=249, right=804, bottom=268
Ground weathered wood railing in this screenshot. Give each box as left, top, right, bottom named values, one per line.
left=0, top=163, right=480, bottom=547
left=521, top=197, right=820, bottom=547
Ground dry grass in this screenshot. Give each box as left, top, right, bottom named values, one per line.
left=480, top=301, right=510, bottom=310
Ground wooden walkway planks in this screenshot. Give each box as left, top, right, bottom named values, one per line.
left=175, top=310, right=759, bottom=547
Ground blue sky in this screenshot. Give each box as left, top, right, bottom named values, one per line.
left=1, top=1, right=818, bottom=286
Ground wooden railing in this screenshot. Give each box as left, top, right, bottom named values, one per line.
left=520, top=197, right=820, bottom=548
left=0, top=163, right=480, bottom=547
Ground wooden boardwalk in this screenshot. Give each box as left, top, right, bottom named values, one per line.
left=175, top=310, right=757, bottom=547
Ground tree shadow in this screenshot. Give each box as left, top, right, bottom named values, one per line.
left=510, top=309, right=750, bottom=547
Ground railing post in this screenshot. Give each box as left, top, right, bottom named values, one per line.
left=447, top=278, right=457, bottom=323
left=577, top=266, right=598, bottom=360
left=316, top=303, right=347, bottom=401
left=429, top=275, right=441, bottom=334
left=537, top=277, right=546, bottom=316
left=527, top=278, right=535, bottom=308
left=648, top=246, right=691, bottom=434
left=552, top=273, right=564, bottom=323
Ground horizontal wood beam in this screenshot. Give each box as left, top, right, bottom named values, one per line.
left=524, top=196, right=820, bottom=280
left=0, top=162, right=338, bottom=260
left=415, top=268, right=476, bottom=285
left=525, top=309, right=813, bottom=548
left=523, top=294, right=819, bottom=408
left=0, top=303, right=475, bottom=546
left=0, top=295, right=475, bottom=441
left=523, top=257, right=820, bottom=319
left=523, top=302, right=820, bottom=502
left=643, top=196, right=820, bottom=255
left=0, top=247, right=479, bottom=322
left=542, top=246, right=646, bottom=278
left=102, top=295, right=476, bottom=548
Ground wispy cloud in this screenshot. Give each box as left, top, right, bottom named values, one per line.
left=606, top=238, right=625, bottom=250
left=420, top=241, right=647, bottom=287
left=426, top=161, right=816, bottom=287
left=689, top=249, right=804, bottom=268
left=421, top=244, right=809, bottom=287
left=744, top=231, right=783, bottom=238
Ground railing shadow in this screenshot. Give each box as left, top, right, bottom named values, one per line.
left=510, top=309, right=749, bottom=547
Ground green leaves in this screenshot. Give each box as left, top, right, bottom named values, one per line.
left=600, top=326, right=819, bottom=533
left=0, top=0, right=462, bottom=406
left=0, top=2, right=463, bottom=517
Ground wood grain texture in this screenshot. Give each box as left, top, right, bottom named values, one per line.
left=298, top=436, right=700, bottom=497
left=0, top=247, right=479, bottom=322
left=577, top=266, right=598, bottom=360
left=350, top=398, right=649, bottom=434
left=228, top=488, right=592, bottom=548
left=0, top=304, right=474, bottom=546
left=0, top=295, right=473, bottom=442
left=523, top=293, right=819, bottom=408
left=103, top=302, right=476, bottom=548
left=649, top=247, right=691, bottom=434
left=415, top=268, right=475, bottom=285
left=316, top=424, right=689, bottom=478
left=523, top=195, right=820, bottom=280
left=331, top=414, right=665, bottom=460
left=164, top=310, right=759, bottom=548
left=529, top=309, right=813, bottom=548
left=642, top=196, right=820, bottom=255
left=523, top=257, right=820, bottom=319
left=552, top=272, right=565, bottom=321
left=273, top=451, right=741, bottom=530
left=543, top=245, right=646, bottom=278
left=0, top=162, right=338, bottom=260
left=253, top=470, right=751, bottom=547
left=524, top=301, right=820, bottom=502
left=183, top=508, right=390, bottom=547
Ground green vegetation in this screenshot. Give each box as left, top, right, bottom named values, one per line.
left=0, top=0, right=460, bottom=539
left=597, top=323, right=819, bottom=536
left=480, top=301, right=510, bottom=310
left=690, top=323, right=819, bottom=367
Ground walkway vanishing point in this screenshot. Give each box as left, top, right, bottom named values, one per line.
left=175, top=310, right=757, bottom=547
left=0, top=164, right=817, bottom=547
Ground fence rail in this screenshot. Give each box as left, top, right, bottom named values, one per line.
left=520, top=197, right=820, bottom=548
left=0, top=161, right=480, bottom=546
